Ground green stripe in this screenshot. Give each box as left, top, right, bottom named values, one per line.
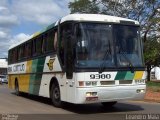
left=31, top=59, right=38, bottom=73
left=29, top=58, right=45, bottom=95
left=115, top=71, right=127, bottom=80
left=124, top=71, right=135, bottom=80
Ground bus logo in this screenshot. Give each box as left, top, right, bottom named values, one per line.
left=47, top=59, right=55, bottom=71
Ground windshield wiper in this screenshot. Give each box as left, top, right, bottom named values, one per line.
left=99, top=44, right=111, bottom=73
left=119, top=52, right=134, bottom=73
left=117, top=39, right=134, bottom=72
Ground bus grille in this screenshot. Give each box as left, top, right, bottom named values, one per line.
left=119, top=80, right=133, bottom=84
left=100, top=81, right=115, bottom=85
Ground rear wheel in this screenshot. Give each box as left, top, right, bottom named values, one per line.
left=15, top=81, right=20, bottom=96
left=101, top=101, right=117, bottom=108
left=51, top=83, right=62, bottom=107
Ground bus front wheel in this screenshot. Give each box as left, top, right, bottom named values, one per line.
left=101, top=101, right=117, bottom=108
left=51, top=83, right=62, bottom=107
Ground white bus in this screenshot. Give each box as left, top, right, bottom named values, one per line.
left=8, top=14, right=146, bottom=107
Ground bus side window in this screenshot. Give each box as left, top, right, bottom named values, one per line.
left=8, top=50, right=11, bottom=64
left=54, top=31, right=58, bottom=51
left=59, top=28, right=65, bottom=66
left=32, top=39, right=36, bottom=56
left=18, top=47, right=20, bottom=60
left=23, top=44, right=27, bottom=59
left=9, top=50, right=13, bottom=64
left=9, top=49, right=17, bottom=64
left=36, top=36, right=43, bottom=55
left=43, top=34, right=47, bottom=52
left=41, top=36, right=45, bottom=54
left=25, top=42, right=32, bottom=58
left=14, top=48, right=18, bottom=63
left=59, top=23, right=72, bottom=68
left=46, top=30, right=55, bottom=52
left=18, top=45, right=24, bottom=60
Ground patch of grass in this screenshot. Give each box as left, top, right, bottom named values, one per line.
left=146, top=81, right=160, bottom=92
left=146, top=81, right=160, bottom=87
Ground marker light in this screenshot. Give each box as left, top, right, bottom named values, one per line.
left=79, top=81, right=97, bottom=87
left=85, top=81, right=97, bottom=86
left=79, top=81, right=84, bottom=86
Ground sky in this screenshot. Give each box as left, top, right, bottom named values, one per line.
left=0, top=0, right=73, bottom=58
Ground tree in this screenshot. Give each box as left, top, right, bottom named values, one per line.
left=69, top=0, right=160, bottom=42
left=68, top=0, right=100, bottom=14
left=68, top=0, right=160, bottom=81
left=144, top=38, right=160, bottom=81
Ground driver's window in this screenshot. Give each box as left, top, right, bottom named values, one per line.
left=59, top=28, right=65, bottom=66
left=59, top=23, right=72, bottom=67
left=75, top=24, right=88, bottom=60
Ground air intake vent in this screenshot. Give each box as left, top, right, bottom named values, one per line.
left=100, top=81, right=115, bottom=85
left=119, top=80, right=132, bottom=84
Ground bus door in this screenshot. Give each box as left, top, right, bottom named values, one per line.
left=59, top=23, right=75, bottom=102
left=66, top=35, right=75, bottom=102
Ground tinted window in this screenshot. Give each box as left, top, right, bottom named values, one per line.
left=8, top=50, right=12, bottom=64
left=25, top=42, right=32, bottom=58
left=114, top=25, right=144, bottom=67
left=46, top=30, right=54, bottom=52
left=36, top=37, right=43, bottom=55
left=75, top=23, right=114, bottom=68
left=13, top=48, right=18, bottom=62
left=18, top=45, right=25, bottom=60
left=32, top=39, right=36, bottom=56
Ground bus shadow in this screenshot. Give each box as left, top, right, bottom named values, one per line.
left=62, top=102, right=144, bottom=114
left=11, top=92, right=144, bottom=114
left=11, top=92, right=52, bottom=105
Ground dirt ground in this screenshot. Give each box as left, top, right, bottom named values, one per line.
left=145, top=88, right=160, bottom=103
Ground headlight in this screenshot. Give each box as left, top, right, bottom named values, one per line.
left=86, top=92, right=97, bottom=97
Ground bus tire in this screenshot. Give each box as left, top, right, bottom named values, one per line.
left=51, top=83, right=62, bottom=107
left=15, top=80, right=20, bottom=96
left=101, top=101, right=117, bottom=108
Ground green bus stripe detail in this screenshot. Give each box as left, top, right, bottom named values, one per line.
left=29, top=74, right=36, bottom=94
left=29, top=58, right=45, bottom=95
left=31, top=59, right=38, bottom=73
left=115, top=71, right=127, bottom=80
left=124, top=71, right=135, bottom=80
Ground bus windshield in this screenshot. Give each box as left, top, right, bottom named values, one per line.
left=75, top=23, right=144, bottom=69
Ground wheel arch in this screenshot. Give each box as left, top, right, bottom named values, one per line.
left=49, top=77, right=59, bottom=98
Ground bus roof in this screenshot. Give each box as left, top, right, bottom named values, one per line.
left=9, top=14, right=139, bottom=50
left=59, top=14, right=139, bottom=25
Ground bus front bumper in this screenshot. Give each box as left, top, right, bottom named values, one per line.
left=74, top=85, right=146, bottom=104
